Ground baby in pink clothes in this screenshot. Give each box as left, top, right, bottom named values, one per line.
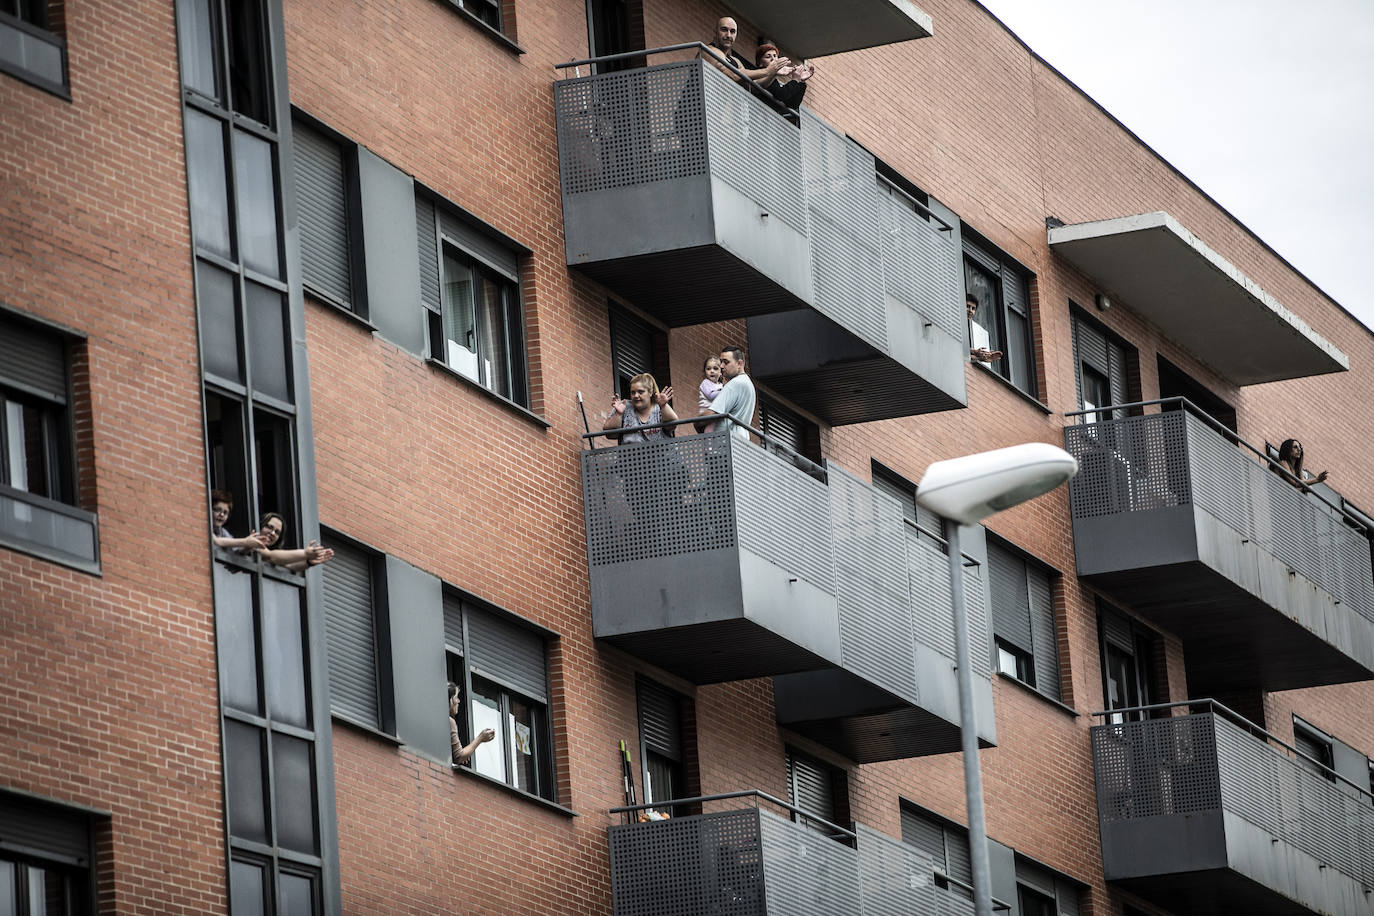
left=698, top=355, right=724, bottom=414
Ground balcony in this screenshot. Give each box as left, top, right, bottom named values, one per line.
left=1091, top=703, right=1374, bottom=916
left=1064, top=403, right=1374, bottom=694
left=607, top=792, right=981, bottom=916
left=554, top=54, right=967, bottom=425
left=725, top=0, right=933, bottom=58
left=581, top=428, right=994, bottom=761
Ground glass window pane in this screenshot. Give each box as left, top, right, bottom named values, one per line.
left=0, top=860, right=14, bottom=916
left=176, top=0, right=220, bottom=99
left=508, top=695, right=538, bottom=795
left=234, top=132, right=281, bottom=278
left=278, top=870, right=318, bottom=916
left=214, top=562, right=259, bottom=713
left=185, top=111, right=232, bottom=259
left=230, top=859, right=267, bottom=916
left=262, top=579, right=308, bottom=727
left=963, top=259, right=1002, bottom=358
left=1007, top=309, right=1033, bottom=394
left=441, top=252, right=479, bottom=382
left=245, top=283, right=290, bottom=402
left=226, top=0, right=272, bottom=126
left=476, top=276, right=510, bottom=397
left=252, top=409, right=294, bottom=536
left=197, top=261, right=241, bottom=382
left=225, top=720, right=269, bottom=844
left=470, top=678, right=505, bottom=782
left=272, top=733, right=318, bottom=854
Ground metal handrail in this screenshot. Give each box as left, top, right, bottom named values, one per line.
left=554, top=42, right=795, bottom=119
left=1091, top=698, right=1374, bottom=802
left=608, top=789, right=857, bottom=840
left=1065, top=396, right=1371, bottom=537
left=878, top=173, right=955, bottom=234
left=933, top=870, right=1013, bottom=913
left=582, top=410, right=827, bottom=480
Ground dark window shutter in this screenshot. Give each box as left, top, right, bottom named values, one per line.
left=638, top=680, right=682, bottom=760
left=319, top=539, right=380, bottom=728
left=945, top=825, right=973, bottom=886
left=0, top=315, right=67, bottom=404
left=900, top=806, right=946, bottom=868
left=1107, top=339, right=1129, bottom=411
left=292, top=122, right=352, bottom=307
left=438, top=208, right=518, bottom=282
left=787, top=751, right=836, bottom=824
left=0, top=792, right=92, bottom=867
left=415, top=195, right=441, bottom=314
left=759, top=396, right=804, bottom=455
left=609, top=308, right=654, bottom=395
left=1028, top=565, right=1060, bottom=701
left=988, top=541, right=1033, bottom=654
left=1074, top=312, right=1130, bottom=417
left=1101, top=607, right=1135, bottom=654
left=442, top=591, right=465, bottom=656
left=466, top=607, right=547, bottom=703
left=1055, top=879, right=1081, bottom=916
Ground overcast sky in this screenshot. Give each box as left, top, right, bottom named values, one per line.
left=977, top=0, right=1374, bottom=333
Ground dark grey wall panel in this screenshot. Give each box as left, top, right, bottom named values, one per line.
left=383, top=555, right=447, bottom=762
left=357, top=148, right=423, bottom=353
left=759, top=808, right=860, bottom=915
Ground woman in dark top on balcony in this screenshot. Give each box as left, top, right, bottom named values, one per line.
left=604, top=373, right=676, bottom=444
left=755, top=43, right=813, bottom=110
left=1276, top=438, right=1329, bottom=489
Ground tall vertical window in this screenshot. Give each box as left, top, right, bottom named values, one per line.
left=1292, top=718, right=1336, bottom=782
left=1071, top=309, right=1133, bottom=423
left=637, top=678, right=691, bottom=813
left=608, top=306, right=667, bottom=399
left=785, top=749, right=847, bottom=839
left=0, top=790, right=99, bottom=916
left=0, top=0, right=67, bottom=95
left=987, top=537, right=1060, bottom=702
left=1015, top=857, right=1081, bottom=916
left=291, top=116, right=363, bottom=314
left=1098, top=605, right=1164, bottom=724
left=319, top=533, right=386, bottom=731
left=963, top=232, right=1036, bottom=397
left=758, top=395, right=821, bottom=464
left=901, top=804, right=972, bottom=898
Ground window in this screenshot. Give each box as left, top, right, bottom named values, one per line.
left=871, top=461, right=938, bottom=538
left=1015, top=857, right=1081, bottom=916
left=0, top=0, right=67, bottom=96
left=759, top=395, right=821, bottom=465
left=1071, top=309, right=1133, bottom=423
left=319, top=533, right=387, bottom=731
left=205, top=392, right=298, bottom=556
left=900, top=804, right=972, bottom=898
left=0, top=791, right=98, bottom=916
left=1293, top=718, right=1335, bottom=782
left=443, top=593, right=556, bottom=801
left=786, top=749, right=847, bottom=839
left=963, top=231, right=1036, bottom=397
left=292, top=117, right=363, bottom=314
left=637, top=679, right=693, bottom=813
left=1157, top=356, right=1237, bottom=432
left=418, top=196, right=529, bottom=408
left=987, top=538, right=1060, bottom=701
left=1098, top=605, right=1164, bottom=723
left=609, top=306, right=668, bottom=400
left=1018, top=885, right=1055, bottom=916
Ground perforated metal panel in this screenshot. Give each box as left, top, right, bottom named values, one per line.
left=758, top=808, right=861, bottom=915
left=609, top=809, right=765, bottom=916
left=880, top=186, right=964, bottom=344
left=1091, top=714, right=1222, bottom=822
left=1065, top=411, right=1191, bottom=518
left=555, top=62, right=709, bottom=197
left=292, top=122, right=352, bottom=307
left=855, top=824, right=938, bottom=916
left=829, top=466, right=918, bottom=703
left=801, top=110, right=888, bottom=354
left=582, top=432, right=738, bottom=567
left=732, top=436, right=835, bottom=594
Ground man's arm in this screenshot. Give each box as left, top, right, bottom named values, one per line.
left=701, top=45, right=788, bottom=85
left=214, top=531, right=267, bottom=551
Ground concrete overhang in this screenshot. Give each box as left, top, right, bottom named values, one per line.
left=731, top=0, right=932, bottom=58
left=1048, top=212, right=1348, bottom=386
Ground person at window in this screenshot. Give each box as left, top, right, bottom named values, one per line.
left=967, top=293, right=1002, bottom=366
left=603, top=373, right=676, bottom=444
left=449, top=682, right=496, bottom=766
left=702, top=17, right=788, bottom=86
left=755, top=43, right=813, bottom=109
left=698, top=355, right=724, bottom=415
left=210, top=489, right=268, bottom=552
left=255, top=512, right=334, bottom=571
left=699, top=345, right=756, bottom=440
left=1276, top=438, right=1329, bottom=489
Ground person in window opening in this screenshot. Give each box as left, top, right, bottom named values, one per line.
left=697, top=345, right=756, bottom=439
left=1276, top=439, right=1329, bottom=489
left=755, top=42, right=813, bottom=109
left=449, top=682, right=496, bottom=765
left=967, top=293, right=1002, bottom=366
left=254, top=512, right=334, bottom=571
left=702, top=17, right=789, bottom=86
left=604, top=373, right=676, bottom=443
left=210, top=490, right=269, bottom=552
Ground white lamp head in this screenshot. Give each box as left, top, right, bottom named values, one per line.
left=915, top=442, right=1078, bottom=526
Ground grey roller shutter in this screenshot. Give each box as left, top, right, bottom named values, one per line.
left=1101, top=607, right=1135, bottom=653
left=466, top=607, right=547, bottom=702
left=944, top=825, right=972, bottom=887
left=900, top=806, right=946, bottom=867
left=759, top=397, right=804, bottom=454
left=610, top=308, right=653, bottom=382
left=1028, top=565, right=1060, bottom=700
left=787, top=751, right=836, bottom=824
left=442, top=591, right=465, bottom=656
left=319, top=539, right=380, bottom=728
left=0, top=793, right=92, bottom=866
left=438, top=208, right=519, bottom=282
left=988, top=541, right=1032, bottom=654
left=1055, top=878, right=1081, bottom=916
left=0, top=315, right=66, bottom=404
left=416, top=195, right=441, bottom=314
left=292, top=122, right=352, bottom=307
left=1074, top=312, right=1130, bottom=418
left=962, top=235, right=999, bottom=273
left=637, top=680, right=682, bottom=760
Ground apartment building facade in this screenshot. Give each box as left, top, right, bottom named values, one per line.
left=2, top=0, right=1372, bottom=913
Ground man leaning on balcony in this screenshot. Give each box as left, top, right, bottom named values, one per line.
left=698, top=344, right=756, bottom=441
left=703, top=17, right=789, bottom=87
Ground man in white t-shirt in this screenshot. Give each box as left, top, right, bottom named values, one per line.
left=702, top=344, right=756, bottom=440
left=967, top=293, right=1002, bottom=367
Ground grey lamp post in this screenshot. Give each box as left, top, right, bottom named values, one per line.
left=915, top=443, right=1078, bottom=916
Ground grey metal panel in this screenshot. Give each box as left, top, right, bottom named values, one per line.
left=880, top=185, right=965, bottom=344
left=0, top=792, right=91, bottom=866
left=438, top=206, right=519, bottom=282
left=988, top=541, right=1032, bottom=654
left=856, top=824, right=939, bottom=916
left=987, top=840, right=1018, bottom=916
left=0, top=314, right=66, bottom=402
left=442, top=591, right=464, bottom=655
left=732, top=436, right=835, bottom=595
left=466, top=607, right=547, bottom=703
left=383, top=555, right=449, bottom=762
left=828, top=465, right=918, bottom=703
left=291, top=122, right=352, bottom=306
left=415, top=195, right=441, bottom=314
left=638, top=680, right=682, bottom=759
left=800, top=110, right=888, bottom=355
left=357, top=147, right=423, bottom=353
left=758, top=808, right=860, bottom=915
left=319, top=539, right=380, bottom=728
left=608, top=809, right=765, bottom=916
left=1065, top=411, right=1192, bottom=519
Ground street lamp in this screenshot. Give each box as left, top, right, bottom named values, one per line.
left=916, top=443, right=1078, bottom=916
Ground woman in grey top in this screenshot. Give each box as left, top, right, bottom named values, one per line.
left=603, top=373, right=677, bottom=443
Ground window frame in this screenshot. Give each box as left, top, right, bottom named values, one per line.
left=962, top=230, right=1037, bottom=398
left=0, top=2, right=69, bottom=98
left=636, top=677, right=690, bottom=815
left=0, top=790, right=102, bottom=916
left=986, top=536, right=1061, bottom=702
left=1097, top=604, right=1165, bottom=724
left=784, top=746, right=848, bottom=840
left=290, top=111, right=368, bottom=319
